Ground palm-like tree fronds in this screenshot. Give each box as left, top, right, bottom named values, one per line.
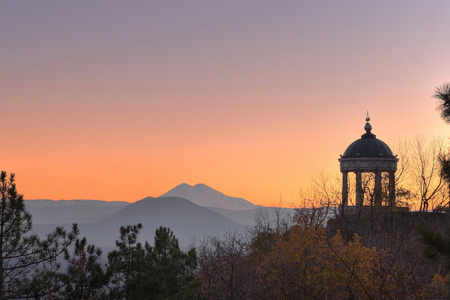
left=433, top=82, right=450, bottom=123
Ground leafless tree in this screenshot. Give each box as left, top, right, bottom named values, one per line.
left=351, top=138, right=447, bottom=211
left=196, top=231, right=254, bottom=300
left=410, top=136, right=448, bottom=211
left=293, top=171, right=341, bottom=228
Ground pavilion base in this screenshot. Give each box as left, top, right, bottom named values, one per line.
left=341, top=205, right=410, bottom=214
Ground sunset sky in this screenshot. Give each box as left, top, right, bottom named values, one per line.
left=1, top=1, right=449, bottom=207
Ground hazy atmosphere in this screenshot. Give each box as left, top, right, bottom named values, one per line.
left=2, top=1, right=449, bottom=206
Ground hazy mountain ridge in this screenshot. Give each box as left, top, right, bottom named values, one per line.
left=25, top=200, right=130, bottom=224
left=100, top=196, right=240, bottom=227
left=25, top=184, right=273, bottom=248
left=25, top=199, right=130, bottom=207
left=31, top=196, right=242, bottom=249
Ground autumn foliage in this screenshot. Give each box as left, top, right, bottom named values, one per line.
left=197, top=213, right=444, bottom=299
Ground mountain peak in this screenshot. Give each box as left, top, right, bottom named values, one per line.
left=158, top=183, right=257, bottom=210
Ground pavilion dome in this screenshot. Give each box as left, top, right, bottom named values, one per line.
left=341, top=115, right=395, bottom=159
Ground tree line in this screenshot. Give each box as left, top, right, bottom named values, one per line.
left=0, top=171, right=199, bottom=299
left=2, top=169, right=450, bottom=299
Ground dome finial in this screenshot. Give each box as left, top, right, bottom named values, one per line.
left=364, top=111, right=372, bottom=133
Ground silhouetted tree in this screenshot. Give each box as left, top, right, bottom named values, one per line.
left=56, top=237, right=110, bottom=299
left=440, top=155, right=450, bottom=184
left=0, top=171, right=78, bottom=299
left=410, top=136, right=447, bottom=211
left=433, top=82, right=450, bottom=203
left=129, top=226, right=198, bottom=299
left=107, top=223, right=145, bottom=299
left=197, top=232, right=252, bottom=300
left=108, top=225, right=198, bottom=299
left=434, top=82, right=450, bottom=124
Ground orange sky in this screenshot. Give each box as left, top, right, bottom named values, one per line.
left=1, top=1, right=449, bottom=207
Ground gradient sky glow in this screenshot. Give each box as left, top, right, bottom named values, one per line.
left=1, top=1, right=450, bottom=206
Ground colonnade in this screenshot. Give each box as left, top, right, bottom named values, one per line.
left=341, top=170, right=395, bottom=208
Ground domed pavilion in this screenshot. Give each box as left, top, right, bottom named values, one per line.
left=338, top=114, right=398, bottom=209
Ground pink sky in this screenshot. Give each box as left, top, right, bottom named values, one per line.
left=1, top=1, right=449, bottom=206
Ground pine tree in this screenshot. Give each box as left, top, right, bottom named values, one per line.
left=139, top=226, right=198, bottom=299
left=0, top=171, right=78, bottom=299
left=108, top=225, right=199, bottom=299
left=433, top=82, right=450, bottom=190
left=107, top=223, right=145, bottom=299
left=434, top=82, right=450, bottom=124
left=417, top=83, right=450, bottom=297
left=56, top=237, right=110, bottom=299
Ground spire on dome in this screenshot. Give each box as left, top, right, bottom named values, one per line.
left=364, top=111, right=372, bottom=134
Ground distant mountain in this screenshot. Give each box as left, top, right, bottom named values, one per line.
left=25, top=199, right=129, bottom=208
left=158, top=183, right=259, bottom=210
left=31, top=197, right=242, bottom=250
left=100, top=196, right=240, bottom=228
left=25, top=199, right=129, bottom=224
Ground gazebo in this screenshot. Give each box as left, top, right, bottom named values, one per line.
left=338, top=114, right=398, bottom=209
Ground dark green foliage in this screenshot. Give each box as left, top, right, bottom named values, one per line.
left=107, top=223, right=145, bottom=298
left=418, top=224, right=450, bottom=297
left=108, top=225, right=199, bottom=299
left=140, top=226, right=198, bottom=299
left=434, top=82, right=450, bottom=124
left=440, top=154, right=450, bottom=183
left=418, top=225, right=450, bottom=261
left=433, top=82, right=450, bottom=194
left=0, top=171, right=78, bottom=299
left=56, top=237, right=110, bottom=299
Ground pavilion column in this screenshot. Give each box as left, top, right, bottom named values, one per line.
left=374, top=171, right=382, bottom=207
left=389, top=171, right=395, bottom=209
left=342, top=171, right=348, bottom=208
left=355, top=171, right=363, bottom=207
